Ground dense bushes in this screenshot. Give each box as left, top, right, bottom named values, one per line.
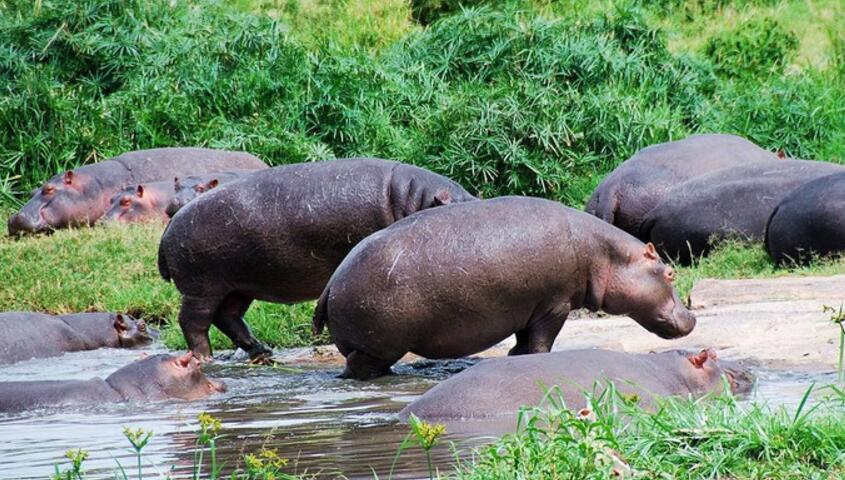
left=704, top=17, right=799, bottom=79
left=1, top=0, right=843, bottom=207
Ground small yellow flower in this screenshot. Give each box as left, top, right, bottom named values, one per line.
left=409, top=414, right=447, bottom=451
left=197, top=412, right=222, bottom=436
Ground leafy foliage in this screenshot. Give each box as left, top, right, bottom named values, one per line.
left=704, top=17, right=799, bottom=79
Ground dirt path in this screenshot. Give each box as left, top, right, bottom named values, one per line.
left=279, top=275, right=845, bottom=370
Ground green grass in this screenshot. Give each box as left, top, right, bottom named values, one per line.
left=0, top=221, right=320, bottom=351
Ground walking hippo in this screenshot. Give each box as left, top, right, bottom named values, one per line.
left=158, top=158, right=476, bottom=362
left=400, top=349, right=754, bottom=423
left=640, top=159, right=844, bottom=265
left=165, top=170, right=256, bottom=217
left=0, top=352, right=225, bottom=413
left=0, top=312, right=155, bottom=365
left=313, top=197, right=697, bottom=381
left=7, top=148, right=268, bottom=235
left=586, top=134, right=778, bottom=239
left=766, top=172, right=845, bottom=265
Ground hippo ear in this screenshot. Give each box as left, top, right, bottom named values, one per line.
left=777, top=149, right=786, bottom=159
left=433, top=190, right=452, bottom=206
left=136, top=185, right=144, bottom=198
left=177, top=351, right=194, bottom=367
left=114, top=314, right=128, bottom=333
left=63, top=170, right=74, bottom=185
left=644, top=242, right=659, bottom=260
left=208, top=179, right=219, bottom=189
left=174, top=177, right=181, bottom=190
left=687, top=350, right=710, bottom=369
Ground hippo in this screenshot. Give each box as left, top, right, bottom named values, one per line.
left=165, top=170, right=256, bottom=217
left=0, top=353, right=225, bottom=413
left=766, top=171, right=845, bottom=265
left=7, top=148, right=268, bottom=235
left=313, top=196, right=697, bottom=380
left=400, top=349, right=754, bottom=425
left=640, top=159, right=845, bottom=265
left=586, top=134, right=778, bottom=239
left=0, top=312, right=156, bottom=365
left=158, top=158, right=476, bottom=362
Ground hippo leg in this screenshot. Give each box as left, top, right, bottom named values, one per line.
left=212, top=293, right=272, bottom=362
left=508, top=305, right=570, bottom=356
left=179, top=295, right=223, bottom=361
left=340, top=350, right=401, bottom=381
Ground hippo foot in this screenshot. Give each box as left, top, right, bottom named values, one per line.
left=340, top=350, right=396, bottom=380
left=246, top=345, right=275, bottom=365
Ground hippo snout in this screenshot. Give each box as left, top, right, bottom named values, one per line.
left=659, top=306, right=697, bottom=339
left=7, top=213, right=40, bottom=236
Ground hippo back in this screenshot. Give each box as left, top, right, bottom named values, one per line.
left=113, top=148, right=268, bottom=183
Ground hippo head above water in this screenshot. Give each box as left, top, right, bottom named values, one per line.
left=599, top=242, right=696, bottom=339
left=660, top=348, right=755, bottom=396
left=107, top=352, right=227, bottom=401
left=8, top=170, right=100, bottom=235
left=114, top=314, right=157, bottom=348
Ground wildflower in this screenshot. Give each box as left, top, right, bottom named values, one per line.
left=408, top=414, right=446, bottom=451
left=122, top=426, right=153, bottom=452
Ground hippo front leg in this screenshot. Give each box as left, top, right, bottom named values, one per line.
left=179, top=295, right=222, bottom=362
left=212, top=293, right=272, bottom=363
left=508, top=304, right=570, bottom=356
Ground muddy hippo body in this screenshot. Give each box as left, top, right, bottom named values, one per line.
left=640, top=159, right=844, bottom=265
left=586, top=134, right=777, bottom=239
left=0, top=312, right=154, bottom=365
left=766, top=172, right=845, bottom=264
left=0, top=353, right=225, bottom=413
left=158, top=158, right=476, bottom=361
left=165, top=170, right=257, bottom=217
left=7, top=148, right=268, bottom=235
left=401, top=349, right=753, bottom=423
left=313, top=197, right=696, bottom=380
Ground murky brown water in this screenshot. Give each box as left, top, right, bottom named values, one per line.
left=0, top=345, right=837, bottom=479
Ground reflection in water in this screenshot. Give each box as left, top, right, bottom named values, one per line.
left=0, top=347, right=836, bottom=479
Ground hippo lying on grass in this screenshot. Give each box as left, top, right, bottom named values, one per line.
left=640, top=159, right=844, bottom=264
left=586, top=134, right=777, bottom=239
left=0, top=312, right=155, bottom=365
left=766, top=172, right=845, bottom=265
left=7, top=148, right=267, bottom=235
left=400, top=349, right=754, bottom=423
left=158, top=158, right=476, bottom=362
left=0, top=353, right=225, bottom=413
left=101, top=171, right=254, bottom=224
left=313, top=197, right=697, bottom=380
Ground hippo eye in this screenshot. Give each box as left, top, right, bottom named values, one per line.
left=195, top=185, right=206, bottom=193
left=665, top=268, right=675, bottom=283
left=42, top=185, right=55, bottom=195
left=119, top=196, right=132, bottom=207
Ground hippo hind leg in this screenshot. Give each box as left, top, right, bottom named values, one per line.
left=213, top=292, right=272, bottom=363
left=341, top=350, right=400, bottom=381
left=179, top=295, right=224, bottom=361
left=508, top=304, right=570, bottom=356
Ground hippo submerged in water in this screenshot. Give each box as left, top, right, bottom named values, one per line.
left=158, top=158, right=476, bottom=362
left=7, top=148, right=268, bottom=235
left=313, top=197, right=697, bottom=380
left=586, top=134, right=778, bottom=239
left=0, top=312, right=155, bottom=365
left=0, top=353, right=225, bottom=413
left=101, top=170, right=254, bottom=224
left=766, top=171, right=845, bottom=265
left=401, top=348, right=754, bottom=424
left=640, top=159, right=844, bottom=264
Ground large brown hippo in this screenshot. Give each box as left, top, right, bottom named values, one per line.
left=165, top=170, right=257, bottom=217
left=313, top=197, right=697, bottom=380
left=7, top=148, right=268, bottom=235
left=400, top=349, right=754, bottom=424
left=101, top=171, right=254, bottom=224
left=640, top=159, right=844, bottom=265
left=586, top=134, right=778, bottom=239
left=158, top=158, right=476, bottom=362
left=0, top=312, right=155, bottom=365
left=0, top=353, right=225, bottom=413
left=766, top=171, right=845, bottom=265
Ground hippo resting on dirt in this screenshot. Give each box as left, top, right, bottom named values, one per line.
left=101, top=170, right=255, bottom=224
left=586, top=134, right=778, bottom=239
left=640, top=159, right=844, bottom=265
left=766, top=172, right=845, bottom=265
left=400, top=349, right=754, bottom=424
left=158, top=158, right=476, bottom=362
left=0, top=353, right=225, bottom=413
left=313, top=197, right=697, bottom=380
left=7, top=148, right=268, bottom=235
left=0, top=312, right=155, bottom=365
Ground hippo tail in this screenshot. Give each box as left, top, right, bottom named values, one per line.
left=312, top=287, right=330, bottom=336
left=157, top=247, right=172, bottom=282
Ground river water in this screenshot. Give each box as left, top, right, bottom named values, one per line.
left=0, top=345, right=837, bottom=479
